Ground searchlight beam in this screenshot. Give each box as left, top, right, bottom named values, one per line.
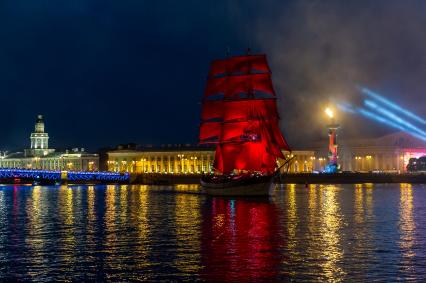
left=360, top=87, right=426, bottom=125
left=337, top=102, right=426, bottom=141
left=364, top=100, right=426, bottom=137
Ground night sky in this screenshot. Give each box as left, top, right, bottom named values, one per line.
left=1, top=1, right=426, bottom=151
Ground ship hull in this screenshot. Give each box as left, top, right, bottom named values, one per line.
left=200, top=175, right=275, bottom=196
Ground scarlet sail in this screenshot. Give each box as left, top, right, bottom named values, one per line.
left=204, top=73, right=275, bottom=99
left=208, top=54, right=271, bottom=77
left=199, top=54, right=290, bottom=174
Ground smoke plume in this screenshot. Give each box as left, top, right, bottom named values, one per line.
left=248, top=0, right=426, bottom=146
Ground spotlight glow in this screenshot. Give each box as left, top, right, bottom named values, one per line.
left=325, top=108, right=334, bottom=118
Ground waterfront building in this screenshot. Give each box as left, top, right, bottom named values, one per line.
left=0, top=115, right=99, bottom=171
left=313, top=131, right=426, bottom=172
left=108, top=131, right=426, bottom=174
left=107, top=144, right=316, bottom=174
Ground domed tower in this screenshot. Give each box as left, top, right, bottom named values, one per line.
left=34, top=114, right=45, bottom=133
left=30, top=115, right=49, bottom=153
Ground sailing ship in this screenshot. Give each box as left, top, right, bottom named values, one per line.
left=199, top=53, right=291, bottom=196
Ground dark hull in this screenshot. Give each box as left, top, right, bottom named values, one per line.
left=200, top=175, right=275, bottom=196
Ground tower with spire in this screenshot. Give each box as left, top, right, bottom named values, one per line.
left=26, top=115, right=54, bottom=157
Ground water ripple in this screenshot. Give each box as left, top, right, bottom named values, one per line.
left=0, top=184, right=425, bottom=281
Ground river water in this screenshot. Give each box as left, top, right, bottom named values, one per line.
left=0, top=184, right=425, bottom=282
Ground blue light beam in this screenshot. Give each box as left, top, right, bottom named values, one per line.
left=338, top=101, right=426, bottom=141
left=358, top=108, right=426, bottom=141
left=364, top=100, right=426, bottom=137
left=360, top=87, right=426, bottom=125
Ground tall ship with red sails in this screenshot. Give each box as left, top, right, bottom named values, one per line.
left=199, top=53, right=291, bottom=196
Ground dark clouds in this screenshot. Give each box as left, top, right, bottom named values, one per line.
left=0, top=1, right=425, bottom=150
left=251, top=0, right=426, bottom=146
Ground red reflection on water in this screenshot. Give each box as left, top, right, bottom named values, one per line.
left=201, top=198, right=279, bottom=282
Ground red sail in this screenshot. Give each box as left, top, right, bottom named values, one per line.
left=201, top=100, right=223, bottom=121
left=217, top=143, right=277, bottom=173
left=207, top=120, right=289, bottom=169
left=225, top=74, right=275, bottom=98
left=221, top=121, right=260, bottom=142
left=223, top=99, right=278, bottom=122
left=270, top=122, right=291, bottom=152
left=199, top=122, right=221, bottom=143
left=209, top=55, right=270, bottom=77
left=261, top=119, right=290, bottom=156
left=216, top=144, right=241, bottom=173
left=213, top=144, right=224, bottom=172
left=204, top=73, right=275, bottom=98
left=234, top=143, right=264, bottom=171
left=200, top=53, right=291, bottom=173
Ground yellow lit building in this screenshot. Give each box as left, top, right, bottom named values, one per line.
left=108, top=132, right=426, bottom=174
left=107, top=145, right=316, bottom=174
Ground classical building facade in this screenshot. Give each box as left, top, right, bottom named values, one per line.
left=107, top=145, right=316, bottom=174
left=107, top=132, right=426, bottom=174
left=0, top=115, right=99, bottom=171
left=313, top=132, right=426, bottom=172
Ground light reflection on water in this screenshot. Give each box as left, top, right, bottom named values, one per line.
left=174, top=190, right=201, bottom=276
left=319, top=185, right=345, bottom=281
left=0, top=184, right=425, bottom=281
left=0, top=189, right=6, bottom=275
left=399, top=183, right=416, bottom=280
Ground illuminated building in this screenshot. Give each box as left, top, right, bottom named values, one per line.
left=108, top=132, right=426, bottom=174
left=313, top=131, right=426, bottom=172
left=108, top=145, right=214, bottom=174
left=0, top=115, right=98, bottom=171
left=107, top=145, right=316, bottom=174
